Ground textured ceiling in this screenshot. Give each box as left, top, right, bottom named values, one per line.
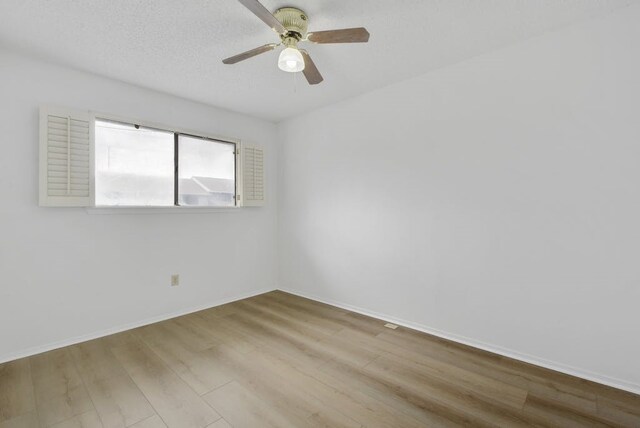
left=0, top=0, right=634, bottom=121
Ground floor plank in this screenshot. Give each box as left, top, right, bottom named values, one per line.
left=49, top=410, right=103, bottom=428
left=364, top=355, right=533, bottom=427
left=597, top=391, right=640, bottom=427
left=180, top=314, right=257, bottom=355
left=69, top=335, right=155, bottom=428
left=318, top=355, right=475, bottom=426
left=133, top=323, right=233, bottom=396
left=245, top=345, right=431, bottom=428
left=522, top=394, right=614, bottom=427
left=0, top=412, right=39, bottom=428
left=201, top=345, right=359, bottom=427
left=203, top=381, right=300, bottom=428
left=29, top=349, right=95, bottom=427
left=222, top=312, right=329, bottom=370
left=0, top=359, right=35, bottom=423
left=68, top=333, right=136, bottom=383
left=233, top=300, right=378, bottom=368
left=84, top=375, right=155, bottom=428
left=206, top=419, right=233, bottom=428
left=379, top=350, right=528, bottom=410
left=128, top=415, right=167, bottom=428
left=111, top=341, right=220, bottom=428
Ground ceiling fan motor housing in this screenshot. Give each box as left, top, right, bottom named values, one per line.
left=274, top=7, right=308, bottom=40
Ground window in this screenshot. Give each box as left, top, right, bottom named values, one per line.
left=95, top=119, right=237, bottom=207
left=39, top=106, right=265, bottom=209
left=95, top=120, right=174, bottom=206
left=178, top=135, right=236, bottom=207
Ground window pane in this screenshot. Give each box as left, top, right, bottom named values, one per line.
left=95, top=120, right=174, bottom=206
left=178, top=135, right=236, bottom=207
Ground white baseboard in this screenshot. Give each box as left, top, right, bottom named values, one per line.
left=279, top=287, right=640, bottom=396
left=0, top=287, right=276, bottom=364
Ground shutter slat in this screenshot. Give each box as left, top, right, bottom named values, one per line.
left=48, top=151, right=89, bottom=160
left=48, top=130, right=69, bottom=138
left=48, top=182, right=89, bottom=188
left=48, top=164, right=89, bottom=172
left=48, top=146, right=68, bottom=153
left=49, top=171, right=89, bottom=179
left=48, top=189, right=90, bottom=197
left=48, top=134, right=88, bottom=145
left=49, top=140, right=89, bottom=149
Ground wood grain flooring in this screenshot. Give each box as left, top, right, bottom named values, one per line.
left=1, top=290, right=639, bottom=427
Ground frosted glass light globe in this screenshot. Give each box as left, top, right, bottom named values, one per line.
left=278, top=47, right=305, bottom=73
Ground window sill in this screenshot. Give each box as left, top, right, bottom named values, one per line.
left=85, top=206, right=242, bottom=215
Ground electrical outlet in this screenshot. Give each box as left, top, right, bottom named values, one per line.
left=171, top=274, right=180, bottom=287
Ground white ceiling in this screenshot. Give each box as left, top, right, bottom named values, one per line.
left=0, top=0, right=633, bottom=121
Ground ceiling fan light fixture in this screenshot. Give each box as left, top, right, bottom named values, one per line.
left=278, top=47, right=305, bottom=73
left=224, top=1, right=370, bottom=85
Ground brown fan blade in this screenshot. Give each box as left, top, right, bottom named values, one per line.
left=301, top=51, right=323, bottom=85
left=307, top=27, right=370, bottom=44
left=237, top=0, right=286, bottom=34
left=222, top=43, right=278, bottom=64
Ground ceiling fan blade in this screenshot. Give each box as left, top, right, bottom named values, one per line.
left=301, top=51, right=323, bottom=85
left=222, top=43, right=278, bottom=64
left=237, top=0, right=287, bottom=34
left=307, top=27, right=370, bottom=44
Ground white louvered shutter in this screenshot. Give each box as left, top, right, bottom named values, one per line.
left=39, top=106, right=94, bottom=207
left=241, top=145, right=265, bottom=207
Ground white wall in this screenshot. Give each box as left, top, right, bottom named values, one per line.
left=278, top=4, right=640, bottom=393
left=0, top=49, right=278, bottom=362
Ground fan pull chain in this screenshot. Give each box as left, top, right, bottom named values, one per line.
left=293, top=70, right=298, bottom=93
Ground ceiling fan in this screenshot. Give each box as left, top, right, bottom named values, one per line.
left=223, top=0, right=370, bottom=85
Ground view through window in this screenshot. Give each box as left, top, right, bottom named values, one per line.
left=178, top=135, right=236, bottom=207
left=95, top=119, right=236, bottom=207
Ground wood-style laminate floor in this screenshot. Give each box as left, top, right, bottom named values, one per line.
left=1, top=291, right=639, bottom=428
